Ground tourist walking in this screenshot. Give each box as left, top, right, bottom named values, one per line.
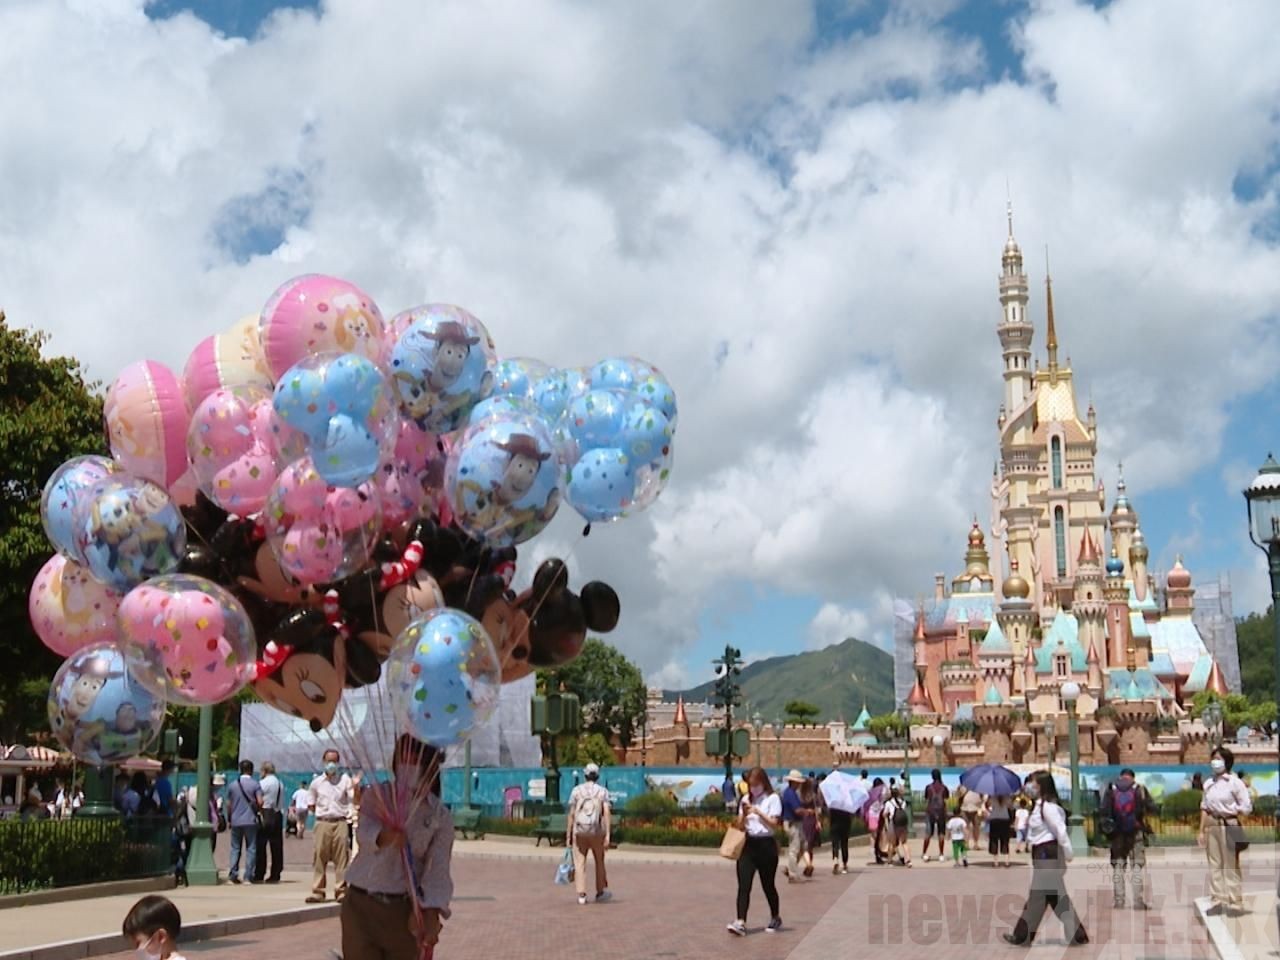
left=341, top=735, right=452, bottom=959
left=799, top=775, right=821, bottom=877
left=1003, top=771, right=1089, bottom=946
left=960, top=785, right=985, bottom=846
left=1198, top=746, right=1252, bottom=917
left=780, top=771, right=810, bottom=882
left=865, top=777, right=887, bottom=865
left=1100, top=767, right=1152, bottom=909
left=883, top=786, right=912, bottom=866
left=565, top=762, right=612, bottom=906
left=921, top=769, right=949, bottom=861
left=829, top=785, right=852, bottom=876
left=307, top=749, right=360, bottom=903
left=253, top=761, right=285, bottom=884
left=947, top=807, right=969, bottom=866
left=290, top=780, right=311, bottom=838
left=1014, top=797, right=1030, bottom=853
left=225, top=760, right=262, bottom=885
left=987, top=793, right=1014, bottom=867
left=727, top=766, right=782, bottom=936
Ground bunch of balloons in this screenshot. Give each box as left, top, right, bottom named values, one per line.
left=30, top=272, right=668, bottom=762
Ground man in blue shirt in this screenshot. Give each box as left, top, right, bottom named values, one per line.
left=225, top=760, right=262, bottom=885
left=781, top=770, right=809, bottom=882
left=153, top=760, right=175, bottom=816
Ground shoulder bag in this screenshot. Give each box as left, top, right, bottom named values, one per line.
left=719, top=824, right=747, bottom=861
left=237, top=778, right=263, bottom=829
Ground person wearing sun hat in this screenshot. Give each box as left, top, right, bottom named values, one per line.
left=780, top=770, right=812, bottom=882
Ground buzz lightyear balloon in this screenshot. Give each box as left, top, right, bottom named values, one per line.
left=47, top=643, right=164, bottom=765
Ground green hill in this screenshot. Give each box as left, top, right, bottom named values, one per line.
left=664, top=636, right=895, bottom=723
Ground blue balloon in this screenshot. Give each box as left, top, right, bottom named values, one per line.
left=566, top=447, right=635, bottom=524
left=387, top=609, right=501, bottom=749
left=589, top=357, right=645, bottom=392
left=272, top=359, right=333, bottom=438
left=532, top=368, right=588, bottom=423
left=388, top=307, right=496, bottom=434
left=566, top=389, right=628, bottom=450
left=468, top=395, right=541, bottom=428
left=492, top=357, right=551, bottom=402
left=315, top=413, right=380, bottom=488
left=634, top=368, right=678, bottom=425
left=41, top=456, right=119, bottom=561
left=48, top=643, right=165, bottom=765
left=618, top=400, right=672, bottom=464
left=74, top=477, right=186, bottom=592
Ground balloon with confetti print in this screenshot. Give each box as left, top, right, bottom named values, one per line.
left=386, top=608, right=501, bottom=749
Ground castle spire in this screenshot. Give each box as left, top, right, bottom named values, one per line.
left=1045, top=247, right=1059, bottom=373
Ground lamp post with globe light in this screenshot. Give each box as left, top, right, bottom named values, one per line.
left=1243, top=454, right=1280, bottom=742
left=932, top=733, right=945, bottom=770
left=771, top=718, right=785, bottom=771
left=1060, top=681, right=1088, bottom=852
left=898, top=703, right=913, bottom=804
left=1203, top=700, right=1223, bottom=750
left=1044, top=716, right=1056, bottom=767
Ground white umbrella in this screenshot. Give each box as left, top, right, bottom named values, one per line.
left=819, top=771, right=870, bottom=815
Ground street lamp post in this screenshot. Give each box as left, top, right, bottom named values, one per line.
left=898, top=703, right=913, bottom=803
left=1203, top=700, right=1223, bottom=750
left=932, top=733, right=945, bottom=770
left=711, top=646, right=743, bottom=784
left=1044, top=717, right=1056, bottom=766
left=1060, top=682, right=1088, bottom=853
left=1243, top=453, right=1280, bottom=745
left=752, top=713, right=764, bottom=767
left=771, top=718, right=784, bottom=771
left=184, top=704, right=217, bottom=885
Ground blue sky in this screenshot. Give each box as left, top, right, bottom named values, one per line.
left=7, top=0, right=1273, bottom=692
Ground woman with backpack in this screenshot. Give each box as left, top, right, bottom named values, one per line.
left=565, top=763, right=612, bottom=906
left=1003, top=771, right=1089, bottom=947
left=883, top=786, right=912, bottom=867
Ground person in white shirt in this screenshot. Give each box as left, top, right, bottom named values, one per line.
left=565, top=763, right=612, bottom=906
left=341, top=735, right=452, bottom=959
left=1004, top=772, right=1089, bottom=947
left=306, top=749, right=361, bottom=904
left=1013, top=799, right=1031, bottom=853
left=291, top=781, right=312, bottom=839
left=946, top=811, right=969, bottom=867
left=1198, top=746, right=1253, bottom=917
left=253, top=761, right=285, bottom=884
left=727, top=766, right=783, bottom=937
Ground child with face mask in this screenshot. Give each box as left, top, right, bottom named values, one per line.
left=122, top=895, right=185, bottom=960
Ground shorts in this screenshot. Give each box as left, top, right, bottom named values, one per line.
left=926, top=814, right=947, bottom=837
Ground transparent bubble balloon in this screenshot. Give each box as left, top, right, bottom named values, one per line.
left=388, top=305, right=497, bottom=434
left=47, top=643, right=165, bottom=766
left=186, top=386, right=280, bottom=514
left=41, top=456, right=119, bottom=561
left=117, top=574, right=257, bottom=707
left=386, top=607, right=501, bottom=749
left=73, top=475, right=186, bottom=592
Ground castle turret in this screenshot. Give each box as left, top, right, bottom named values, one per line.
left=1104, top=547, right=1129, bottom=669
left=1165, top=556, right=1194, bottom=615
left=1130, top=527, right=1150, bottom=603
left=998, top=558, right=1037, bottom=692
left=1109, top=466, right=1137, bottom=579
left=1086, top=638, right=1104, bottom=697
left=1074, top=530, right=1106, bottom=663
left=997, top=202, right=1034, bottom=416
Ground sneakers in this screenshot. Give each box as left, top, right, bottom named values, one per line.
left=595, top=890, right=612, bottom=903
left=577, top=894, right=588, bottom=905
left=963, top=858, right=969, bottom=867
left=832, top=861, right=840, bottom=875
left=766, top=917, right=783, bottom=933
left=841, top=867, right=849, bottom=875
left=803, top=865, right=814, bottom=878
left=924, top=854, right=933, bottom=862
left=727, top=920, right=747, bottom=937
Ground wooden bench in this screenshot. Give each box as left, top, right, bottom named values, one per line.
left=452, top=807, right=485, bottom=840
left=534, top=813, right=568, bottom=846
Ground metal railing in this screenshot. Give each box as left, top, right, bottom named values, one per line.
left=0, top=815, right=174, bottom=895
left=1085, top=811, right=1278, bottom=847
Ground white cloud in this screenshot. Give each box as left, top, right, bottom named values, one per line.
left=2, top=0, right=1279, bottom=683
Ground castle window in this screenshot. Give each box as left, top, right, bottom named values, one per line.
left=1051, top=437, right=1063, bottom=488
left=1054, top=507, right=1067, bottom=577
left=1056, top=656, right=1068, bottom=678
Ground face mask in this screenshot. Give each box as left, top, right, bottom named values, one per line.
left=135, top=935, right=161, bottom=960
left=749, top=786, right=763, bottom=799
left=325, top=762, right=339, bottom=777
left=1210, top=759, right=1226, bottom=774
left=1024, top=784, right=1039, bottom=799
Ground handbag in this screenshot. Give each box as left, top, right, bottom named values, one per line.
left=1222, top=819, right=1250, bottom=853
left=554, top=849, right=575, bottom=885
left=719, top=825, right=747, bottom=861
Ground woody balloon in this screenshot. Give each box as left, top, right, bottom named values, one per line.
left=30, top=272, right=673, bottom=750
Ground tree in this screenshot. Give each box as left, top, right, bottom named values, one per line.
left=556, top=732, right=617, bottom=768
left=1235, top=606, right=1276, bottom=707
left=1187, top=690, right=1274, bottom=736
left=538, top=638, right=647, bottom=747
left=0, top=315, right=105, bottom=741
left=783, top=700, right=821, bottom=724
left=867, top=712, right=908, bottom=743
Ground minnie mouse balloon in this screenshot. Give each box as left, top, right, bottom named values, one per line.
left=446, top=411, right=563, bottom=547
left=74, top=476, right=187, bottom=591
left=386, top=608, right=501, bottom=749
left=104, top=360, right=191, bottom=489
left=41, top=455, right=119, bottom=561
left=47, top=643, right=164, bottom=765
left=258, top=275, right=385, bottom=381
left=117, top=574, right=256, bottom=707
left=264, top=457, right=381, bottom=585
left=29, top=554, right=122, bottom=657
left=186, top=387, right=280, bottom=514
left=388, top=305, right=496, bottom=434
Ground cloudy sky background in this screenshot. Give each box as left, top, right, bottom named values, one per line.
left=2, top=0, right=1278, bottom=691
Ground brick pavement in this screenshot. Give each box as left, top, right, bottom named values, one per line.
left=76, top=845, right=1280, bottom=960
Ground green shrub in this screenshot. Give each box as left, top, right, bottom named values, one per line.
left=476, top=818, right=538, bottom=838
left=1158, top=789, right=1204, bottom=819
left=624, top=791, right=681, bottom=819
left=700, top=791, right=729, bottom=814
left=619, top=825, right=725, bottom=847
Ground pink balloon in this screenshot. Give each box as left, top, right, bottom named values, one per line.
left=105, top=360, right=191, bottom=488
left=258, top=275, right=385, bottom=381
left=116, top=575, right=256, bottom=707
left=186, top=389, right=279, bottom=514
left=182, top=314, right=273, bottom=409
left=28, top=554, right=122, bottom=657
left=264, top=457, right=382, bottom=585
left=377, top=418, right=442, bottom=526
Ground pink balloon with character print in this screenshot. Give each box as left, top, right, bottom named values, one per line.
left=182, top=314, right=274, bottom=409
left=186, top=387, right=280, bottom=515
left=258, top=275, right=386, bottom=381
left=377, top=418, right=443, bottom=527
left=104, top=360, right=191, bottom=489
left=116, top=574, right=256, bottom=707
left=29, top=554, right=123, bottom=657
left=263, top=457, right=382, bottom=585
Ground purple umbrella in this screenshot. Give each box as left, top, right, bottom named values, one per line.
left=959, top=763, right=1023, bottom=797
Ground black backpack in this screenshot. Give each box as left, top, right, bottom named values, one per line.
left=892, top=801, right=909, bottom=828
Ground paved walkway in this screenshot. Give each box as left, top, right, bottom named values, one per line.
left=4, top=839, right=1276, bottom=960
